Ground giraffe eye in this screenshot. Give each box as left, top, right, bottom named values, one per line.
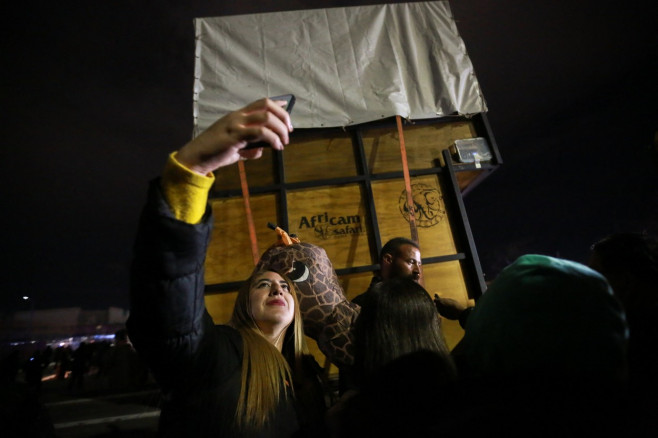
left=288, top=261, right=309, bottom=282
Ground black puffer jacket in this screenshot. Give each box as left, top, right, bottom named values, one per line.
left=127, top=179, right=325, bottom=438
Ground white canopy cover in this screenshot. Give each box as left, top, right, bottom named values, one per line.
left=193, top=1, right=487, bottom=134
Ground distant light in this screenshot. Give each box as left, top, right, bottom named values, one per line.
left=22, top=296, right=29, bottom=300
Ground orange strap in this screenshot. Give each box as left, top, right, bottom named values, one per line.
left=238, top=160, right=260, bottom=265
left=396, top=116, right=419, bottom=244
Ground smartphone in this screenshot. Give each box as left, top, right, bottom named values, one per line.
left=243, top=94, right=296, bottom=149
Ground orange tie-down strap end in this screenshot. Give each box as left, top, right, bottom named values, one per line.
left=267, top=222, right=301, bottom=246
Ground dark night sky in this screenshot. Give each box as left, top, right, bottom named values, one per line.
left=2, top=1, right=657, bottom=312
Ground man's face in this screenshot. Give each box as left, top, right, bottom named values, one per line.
left=384, top=244, right=422, bottom=283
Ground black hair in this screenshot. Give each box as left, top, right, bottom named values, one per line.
left=379, top=237, right=419, bottom=262
left=590, top=232, right=658, bottom=283
left=353, top=278, right=454, bottom=387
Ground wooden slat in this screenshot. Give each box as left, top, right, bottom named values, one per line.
left=361, top=121, right=477, bottom=172
left=206, top=194, right=279, bottom=284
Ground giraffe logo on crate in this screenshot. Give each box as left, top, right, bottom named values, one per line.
left=399, top=183, right=446, bottom=227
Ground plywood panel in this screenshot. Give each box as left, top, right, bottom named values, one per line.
left=339, top=271, right=376, bottom=301
left=205, top=292, right=238, bottom=325
left=422, top=261, right=468, bottom=301
left=206, top=193, right=279, bottom=284
left=212, top=148, right=276, bottom=191
left=361, top=121, right=477, bottom=172
left=422, top=261, right=469, bottom=349
left=441, top=319, right=465, bottom=351
left=284, top=132, right=356, bottom=183
left=371, top=175, right=457, bottom=258
left=287, top=184, right=372, bottom=268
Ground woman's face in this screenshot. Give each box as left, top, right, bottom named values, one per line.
left=249, top=271, right=295, bottom=333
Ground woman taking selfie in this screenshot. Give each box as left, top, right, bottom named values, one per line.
left=127, top=98, right=326, bottom=437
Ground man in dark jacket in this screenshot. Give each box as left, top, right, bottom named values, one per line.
left=351, top=237, right=422, bottom=306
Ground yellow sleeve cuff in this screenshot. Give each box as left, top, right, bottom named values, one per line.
left=161, top=152, right=216, bottom=224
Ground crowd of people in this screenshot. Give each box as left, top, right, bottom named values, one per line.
left=4, top=98, right=654, bottom=437
left=126, top=98, right=658, bottom=437
left=0, top=328, right=151, bottom=438
left=0, top=330, right=149, bottom=395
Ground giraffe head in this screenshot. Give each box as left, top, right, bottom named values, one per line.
left=252, top=227, right=359, bottom=366
left=255, top=242, right=345, bottom=338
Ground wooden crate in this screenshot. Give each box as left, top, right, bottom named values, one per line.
left=204, top=114, right=499, bottom=368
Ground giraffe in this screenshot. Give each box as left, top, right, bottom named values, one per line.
left=254, top=228, right=360, bottom=368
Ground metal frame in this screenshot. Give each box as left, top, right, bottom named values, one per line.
left=206, top=113, right=499, bottom=299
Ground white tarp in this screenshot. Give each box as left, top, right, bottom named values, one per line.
left=193, top=1, right=487, bottom=134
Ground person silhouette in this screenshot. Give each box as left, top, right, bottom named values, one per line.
left=453, top=254, right=630, bottom=436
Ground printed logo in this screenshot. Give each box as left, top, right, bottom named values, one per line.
left=399, top=183, right=446, bottom=227
left=297, top=212, right=365, bottom=240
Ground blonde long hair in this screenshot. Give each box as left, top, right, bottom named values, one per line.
left=229, top=270, right=308, bottom=431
